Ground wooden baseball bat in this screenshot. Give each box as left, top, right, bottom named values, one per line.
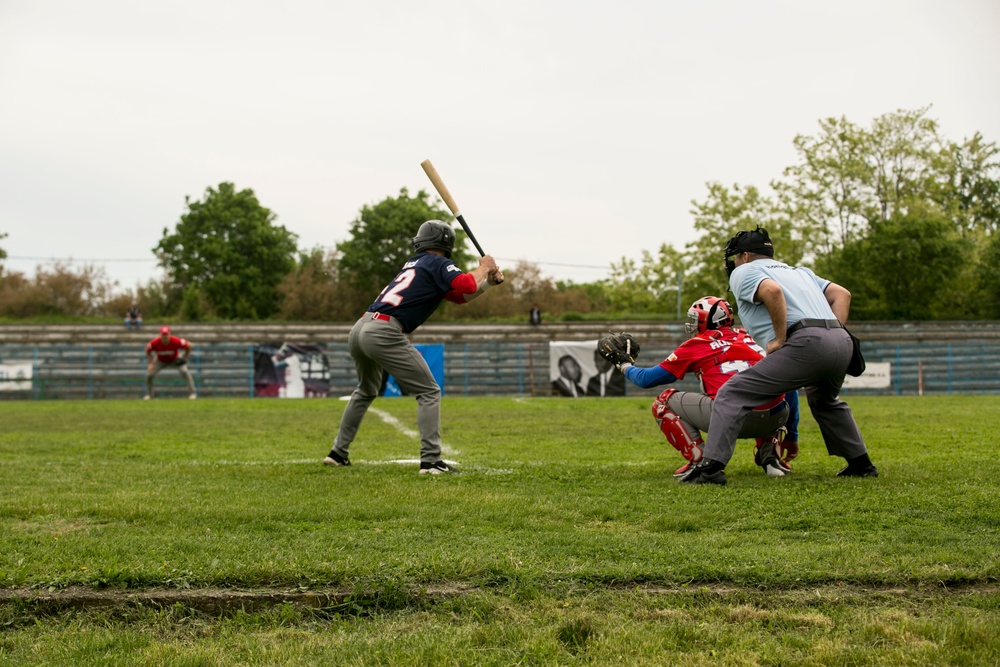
left=419, top=159, right=488, bottom=257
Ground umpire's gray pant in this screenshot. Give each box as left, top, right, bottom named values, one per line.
left=703, top=326, right=867, bottom=465
left=332, top=314, right=443, bottom=463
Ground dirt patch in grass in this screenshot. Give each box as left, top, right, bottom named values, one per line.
left=2, top=581, right=996, bottom=619
left=0, top=584, right=474, bottom=617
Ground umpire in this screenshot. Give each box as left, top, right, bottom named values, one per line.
left=681, top=226, right=877, bottom=485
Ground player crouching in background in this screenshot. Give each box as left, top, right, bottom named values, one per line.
left=597, top=297, right=798, bottom=483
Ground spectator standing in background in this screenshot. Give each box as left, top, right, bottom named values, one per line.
left=529, top=304, right=542, bottom=327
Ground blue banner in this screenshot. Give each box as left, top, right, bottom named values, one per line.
left=383, top=344, right=445, bottom=397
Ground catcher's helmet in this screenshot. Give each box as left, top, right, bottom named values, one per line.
left=412, top=220, right=455, bottom=258
left=686, top=296, right=734, bottom=335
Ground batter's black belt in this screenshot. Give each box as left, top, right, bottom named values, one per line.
left=787, top=318, right=843, bottom=336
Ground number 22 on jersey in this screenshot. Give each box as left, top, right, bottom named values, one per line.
left=378, top=269, right=416, bottom=306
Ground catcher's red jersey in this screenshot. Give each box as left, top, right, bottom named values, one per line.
left=658, top=327, right=766, bottom=398
left=146, top=336, right=190, bottom=363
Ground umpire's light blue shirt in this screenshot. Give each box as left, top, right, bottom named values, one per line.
left=730, top=259, right=836, bottom=345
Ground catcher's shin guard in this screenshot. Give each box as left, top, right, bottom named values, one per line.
left=651, top=389, right=704, bottom=463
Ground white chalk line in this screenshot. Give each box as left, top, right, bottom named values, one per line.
left=368, top=406, right=460, bottom=456
left=191, top=404, right=464, bottom=469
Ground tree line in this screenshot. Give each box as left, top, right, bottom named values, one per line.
left=2, top=107, right=997, bottom=323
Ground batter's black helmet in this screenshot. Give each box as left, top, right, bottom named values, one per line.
left=412, top=220, right=455, bottom=258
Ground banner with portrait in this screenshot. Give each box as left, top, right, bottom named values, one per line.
left=548, top=341, right=626, bottom=397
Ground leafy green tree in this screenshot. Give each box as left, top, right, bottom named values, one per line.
left=336, top=188, right=472, bottom=295
left=154, top=183, right=298, bottom=320
left=276, top=247, right=365, bottom=321
left=779, top=107, right=947, bottom=253
left=936, top=132, right=1000, bottom=239
left=978, top=232, right=1000, bottom=318
left=606, top=243, right=689, bottom=317
left=820, top=206, right=971, bottom=320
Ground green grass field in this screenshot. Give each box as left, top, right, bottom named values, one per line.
left=1, top=395, right=998, bottom=665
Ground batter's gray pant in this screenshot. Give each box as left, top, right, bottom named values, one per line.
left=666, top=390, right=788, bottom=442
left=704, top=326, right=867, bottom=465
left=146, top=360, right=196, bottom=397
left=332, top=314, right=443, bottom=463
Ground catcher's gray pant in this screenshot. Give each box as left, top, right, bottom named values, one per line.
left=667, top=391, right=788, bottom=442
left=704, top=326, right=867, bottom=465
left=332, top=314, right=443, bottom=464
left=146, top=360, right=196, bottom=397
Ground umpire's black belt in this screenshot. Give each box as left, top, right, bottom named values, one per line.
left=787, top=318, right=843, bottom=336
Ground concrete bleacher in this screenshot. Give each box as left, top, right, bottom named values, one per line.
left=2, top=321, right=1000, bottom=399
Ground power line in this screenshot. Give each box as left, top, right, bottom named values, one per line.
left=496, top=258, right=609, bottom=271
left=7, top=255, right=610, bottom=271
left=7, top=256, right=157, bottom=263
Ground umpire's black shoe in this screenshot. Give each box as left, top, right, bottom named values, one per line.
left=678, top=458, right=727, bottom=485
left=323, top=450, right=351, bottom=467
left=837, top=453, right=877, bottom=477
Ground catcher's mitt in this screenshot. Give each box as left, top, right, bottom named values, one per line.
left=597, top=332, right=640, bottom=368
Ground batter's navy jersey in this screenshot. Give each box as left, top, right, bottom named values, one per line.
left=368, top=253, right=466, bottom=332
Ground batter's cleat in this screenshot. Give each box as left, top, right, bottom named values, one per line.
left=678, top=458, right=727, bottom=485
left=323, top=451, right=351, bottom=467
left=673, top=462, right=692, bottom=478
left=419, top=460, right=453, bottom=475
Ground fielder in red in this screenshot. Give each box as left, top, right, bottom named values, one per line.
left=145, top=325, right=196, bottom=400
left=617, top=296, right=799, bottom=478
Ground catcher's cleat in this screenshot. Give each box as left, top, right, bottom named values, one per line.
left=673, top=462, right=692, bottom=478
left=323, top=450, right=351, bottom=467
left=755, top=438, right=791, bottom=477
left=678, top=458, right=727, bottom=485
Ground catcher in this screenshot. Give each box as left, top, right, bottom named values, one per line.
left=144, top=325, right=197, bottom=400
left=597, top=296, right=799, bottom=479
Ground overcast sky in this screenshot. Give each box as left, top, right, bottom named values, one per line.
left=1, top=0, right=998, bottom=291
